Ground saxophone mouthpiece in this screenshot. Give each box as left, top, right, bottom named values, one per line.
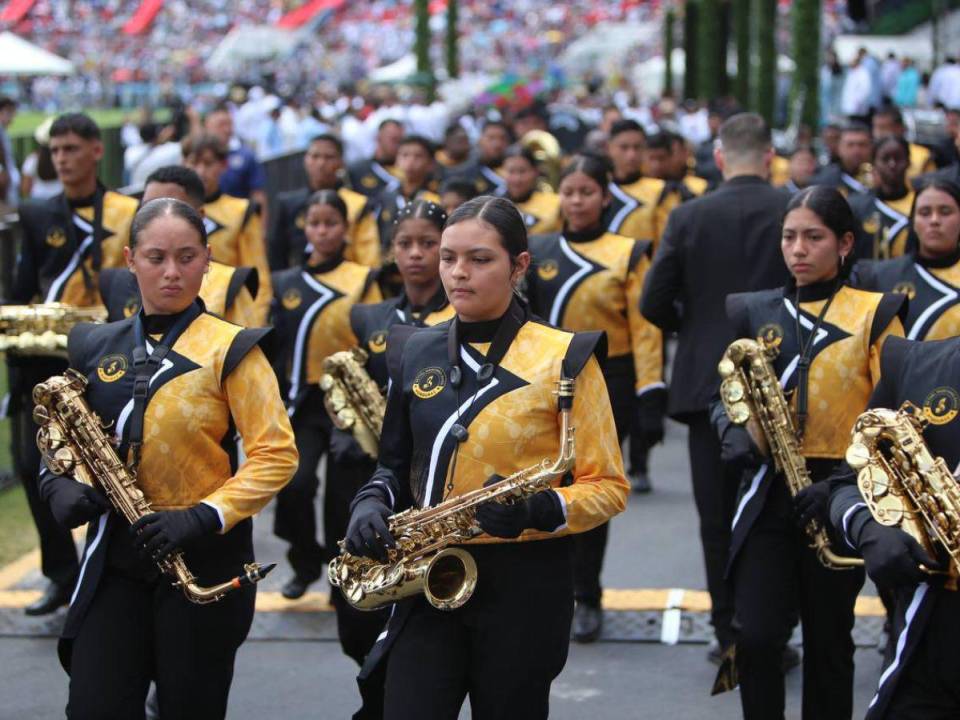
left=233, top=562, right=276, bottom=589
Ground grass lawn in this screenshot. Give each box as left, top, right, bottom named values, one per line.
left=9, top=108, right=134, bottom=138
left=0, top=484, right=36, bottom=568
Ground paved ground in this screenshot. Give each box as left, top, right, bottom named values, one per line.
left=0, top=421, right=888, bottom=718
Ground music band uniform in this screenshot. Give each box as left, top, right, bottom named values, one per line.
left=8, top=186, right=137, bottom=601
left=829, top=336, right=960, bottom=719
left=850, top=189, right=915, bottom=260
left=348, top=159, right=402, bottom=199
left=328, top=287, right=454, bottom=665
left=603, top=172, right=670, bottom=250
left=526, top=227, right=663, bottom=611
left=374, top=186, right=442, bottom=259
left=718, top=280, right=905, bottom=719
left=269, top=185, right=380, bottom=271
left=42, top=301, right=296, bottom=718
left=510, top=189, right=562, bottom=235
left=202, top=191, right=271, bottom=324
left=351, top=299, right=628, bottom=719
left=852, top=247, right=960, bottom=341
left=99, top=262, right=260, bottom=327
left=270, top=254, right=381, bottom=587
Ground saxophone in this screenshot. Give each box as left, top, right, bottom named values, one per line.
left=319, top=348, right=385, bottom=459
left=847, top=401, right=960, bottom=589
left=33, top=370, right=274, bottom=604
left=328, top=378, right=577, bottom=611
left=718, top=338, right=863, bottom=569
left=0, top=303, right=106, bottom=356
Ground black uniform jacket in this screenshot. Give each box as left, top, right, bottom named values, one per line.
left=354, top=299, right=627, bottom=683
left=270, top=256, right=380, bottom=413
left=12, top=187, right=138, bottom=306
left=813, top=163, right=872, bottom=196
left=849, top=189, right=915, bottom=260
left=347, top=158, right=401, bottom=198
left=268, top=184, right=379, bottom=271
left=852, top=248, right=960, bottom=341
left=722, top=280, right=905, bottom=569
left=38, top=301, right=296, bottom=658
left=99, top=263, right=259, bottom=325
left=829, top=335, right=960, bottom=720
left=640, top=175, right=792, bottom=419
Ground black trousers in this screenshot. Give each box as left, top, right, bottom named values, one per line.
left=685, top=410, right=739, bottom=646
left=383, top=538, right=574, bottom=720
left=885, top=590, right=960, bottom=719
left=274, top=397, right=331, bottom=582
left=572, top=367, right=632, bottom=606
left=327, top=444, right=390, bottom=666
left=732, top=483, right=864, bottom=720
left=66, top=570, right=255, bottom=720
left=12, top=390, right=79, bottom=585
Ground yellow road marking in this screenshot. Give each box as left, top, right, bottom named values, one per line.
left=0, top=550, right=40, bottom=590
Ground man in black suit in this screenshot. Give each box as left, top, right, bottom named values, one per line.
left=641, top=112, right=791, bottom=660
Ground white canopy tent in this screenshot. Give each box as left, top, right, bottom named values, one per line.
left=0, top=32, right=74, bottom=75
left=206, top=26, right=300, bottom=75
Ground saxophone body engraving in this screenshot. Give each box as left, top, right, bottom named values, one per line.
left=328, top=378, right=577, bottom=611
left=718, top=337, right=863, bottom=569
left=33, top=369, right=274, bottom=604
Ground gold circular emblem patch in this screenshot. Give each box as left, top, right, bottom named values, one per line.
left=758, top=323, right=784, bottom=349
left=123, top=296, right=141, bottom=318
left=537, top=259, right=559, bottom=281
left=862, top=215, right=881, bottom=235
left=893, top=281, right=916, bottom=300
left=97, top=354, right=128, bottom=383
left=361, top=175, right=379, bottom=189
left=282, top=288, right=302, bottom=310
left=412, top=367, right=446, bottom=399
left=368, top=330, right=388, bottom=354
left=46, top=227, right=67, bottom=248
left=923, top=386, right=959, bottom=425
left=295, top=211, right=306, bottom=230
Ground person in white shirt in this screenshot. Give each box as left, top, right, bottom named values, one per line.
left=841, top=51, right=874, bottom=118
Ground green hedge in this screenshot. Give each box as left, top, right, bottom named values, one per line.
left=870, top=0, right=960, bottom=35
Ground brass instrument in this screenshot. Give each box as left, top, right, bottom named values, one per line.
left=328, top=378, right=577, bottom=611
left=718, top=338, right=863, bottom=569
left=0, top=303, right=106, bottom=356
left=319, top=348, right=385, bottom=459
left=520, top=129, right=562, bottom=192
left=847, top=402, right=960, bottom=589
left=33, top=370, right=274, bottom=604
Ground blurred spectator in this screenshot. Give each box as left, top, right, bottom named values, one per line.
left=0, top=96, right=19, bottom=210
left=841, top=49, right=874, bottom=119
left=819, top=50, right=845, bottom=125
left=930, top=57, right=960, bottom=109
left=894, top=58, right=921, bottom=108
left=880, top=52, right=901, bottom=99
left=20, top=117, right=62, bottom=200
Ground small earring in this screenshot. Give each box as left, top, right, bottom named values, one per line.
left=840, top=255, right=846, bottom=267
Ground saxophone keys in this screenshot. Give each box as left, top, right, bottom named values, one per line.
left=319, top=374, right=335, bottom=392
left=717, top=358, right=735, bottom=378
left=845, top=442, right=872, bottom=470
left=32, top=405, right=50, bottom=426
left=873, top=495, right=905, bottom=525
left=728, top=401, right=750, bottom=425
left=722, top=380, right=745, bottom=404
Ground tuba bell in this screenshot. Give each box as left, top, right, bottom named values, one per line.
left=520, top=129, right=562, bottom=192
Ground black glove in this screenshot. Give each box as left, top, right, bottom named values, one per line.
left=344, top=493, right=395, bottom=562
left=131, top=504, right=221, bottom=561
left=793, top=481, right=831, bottom=529
left=857, top=520, right=938, bottom=589
left=634, top=388, right=666, bottom=448
left=43, top=475, right=110, bottom=529
left=476, top=475, right=565, bottom=539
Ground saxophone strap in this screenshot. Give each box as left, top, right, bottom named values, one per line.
left=60, top=183, right=106, bottom=292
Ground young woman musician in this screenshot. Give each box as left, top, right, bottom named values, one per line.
left=853, top=178, right=960, bottom=340
left=502, top=144, right=561, bottom=234
left=38, top=198, right=297, bottom=718
left=850, top=135, right=915, bottom=260
left=525, top=154, right=664, bottom=642
left=330, top=199, right=454, bottom=665
left=715, top=186, right=905, bottom=719
left=343, top=196, right=628, bottom=720
left=270, top=189, right=381, bottom=601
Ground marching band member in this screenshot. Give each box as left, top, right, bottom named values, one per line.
left=850, top=135, right=915, bottom=260
left=526, top=155, right=664, bottom=643
left=829, top=334, right=960, bottom=719
left=853, top=178, right=960, bottom=340
left=813, top=122, right=874, bottom=196
left=270, top=190, right=381, bottom=600
left=502, top=145, right=561, bottom=234
left=181, top=133, right=272, bottom=324
left=10, top=112, right=138, bottom=616
left=99, top=166, right=259, bottom=327
left=343, top=195, right=628, bottom=719
left=329, top=199, right=454, bottom=666
left=348, top=119, right=404, bottom=199
left=715, top=185, right=905, bottom=719
left=39, top=197, right=296, bottom=718
left=373, top=135, right=441, bottom=257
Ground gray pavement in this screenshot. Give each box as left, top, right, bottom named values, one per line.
left=0, top=420, right=889, bottom=718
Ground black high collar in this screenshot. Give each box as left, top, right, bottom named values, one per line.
left=564, top=223, right=606, bottom=243
left=876, top=185, right=910, bottom=202
left=917, top=245, right=960, bottom=269
left=141, top=303, right=196, bottom=335
left=305, top=251, right=345, bottom=275
left=786, top=276, right=842, bottom=303
left=614, top=170, right=643, bottom=186
left=509, top=187, right=536, bottom=204
left=204, top=190, right=222, bottom=204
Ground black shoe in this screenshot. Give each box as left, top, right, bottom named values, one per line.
left=25, top=580, right=72, bottom=616
left=572, top=601, right=603, bottom=643
left=629, top=469, right=652, bottom=494
left=782, top=645, right=801, bottom=673
left=707, top=641, right=724, bottom=666
left=281, top=575, right=314, bottom=600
